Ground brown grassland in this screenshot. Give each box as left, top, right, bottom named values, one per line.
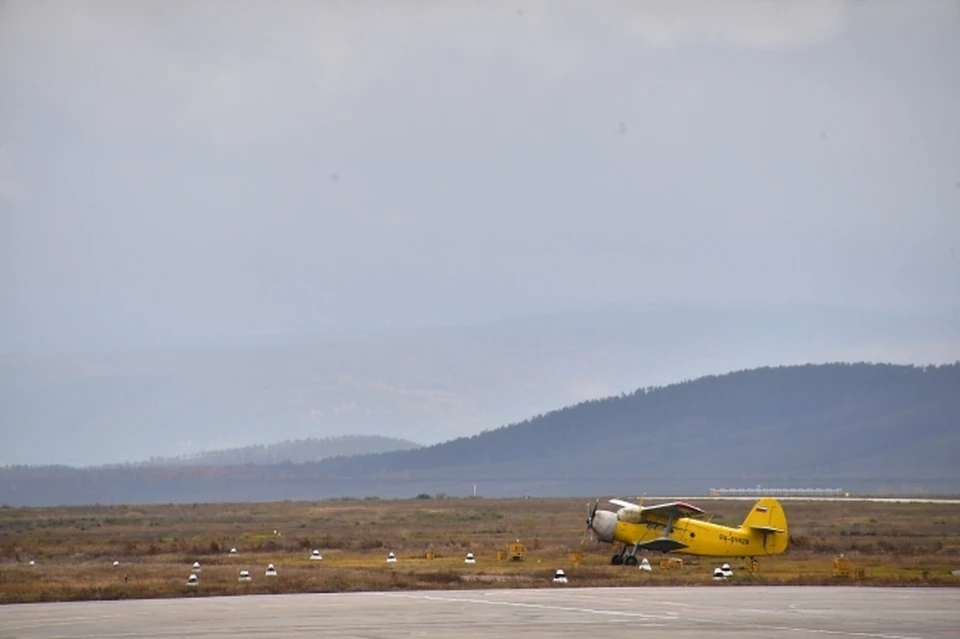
left=2, top=497, right=959, bottom=603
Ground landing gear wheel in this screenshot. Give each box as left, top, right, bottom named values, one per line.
left=611, top=554, right=624, bottom=565
left=624, top=555, right=638, bottom=566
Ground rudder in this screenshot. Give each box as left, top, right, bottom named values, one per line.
left=742, top=498, right=789, bottom=555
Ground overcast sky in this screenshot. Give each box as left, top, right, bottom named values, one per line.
left=2, top=0, right=958, bottom=354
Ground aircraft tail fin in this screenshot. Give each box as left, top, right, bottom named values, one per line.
left=741, top=498, right=789, bottom=554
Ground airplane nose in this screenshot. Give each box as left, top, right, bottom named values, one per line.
left=591, top=510, right=617, bottom=543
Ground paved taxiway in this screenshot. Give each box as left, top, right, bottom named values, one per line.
left=1, top=587, right=957, bottom=638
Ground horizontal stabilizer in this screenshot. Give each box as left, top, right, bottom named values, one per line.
left=751, top=525, right=785, bottom=533
left=635, top=537, right=689, bottom=553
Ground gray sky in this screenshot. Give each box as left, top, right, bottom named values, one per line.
left=2, top=0, right=959, bottom=354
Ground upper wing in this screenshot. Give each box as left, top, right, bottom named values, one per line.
left=610, top=499, right=706, bottom=519
left=643, top=501, right=706, bottom=518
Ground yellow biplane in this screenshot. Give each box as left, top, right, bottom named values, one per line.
left=586, top=497, right=788, bottom=565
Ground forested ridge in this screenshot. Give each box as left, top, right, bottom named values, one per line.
left=7, top=306, right=957, bottom=468
left=327, top=362, right=958, bottom=472
left=3, top=363, right=957, bottom=506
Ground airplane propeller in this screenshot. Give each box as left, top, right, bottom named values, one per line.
left=582, top=499, right=599, bottom=544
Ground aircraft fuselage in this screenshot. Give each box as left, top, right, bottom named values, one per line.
left=611, top=516, right=787, bottom=558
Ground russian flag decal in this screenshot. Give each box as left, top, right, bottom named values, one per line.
left=755, top=506, right=768, bottom=513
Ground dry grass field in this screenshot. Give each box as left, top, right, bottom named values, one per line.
left=2, top=497, right=959, bottom=603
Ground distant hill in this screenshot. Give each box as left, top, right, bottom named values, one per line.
left=319, top=362, right=959, bottom=490
left=128, top=435, right=420, bottom=467
left=2, top=362, right=957, bottom=506
left=3, top=306, right=959, bottom=467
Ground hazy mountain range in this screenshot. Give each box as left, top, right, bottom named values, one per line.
left=125, top=435, right=420, bottom=467
left=2, top=306, right=958, bottom=468
left=2, top=362, right=957, bottom=506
